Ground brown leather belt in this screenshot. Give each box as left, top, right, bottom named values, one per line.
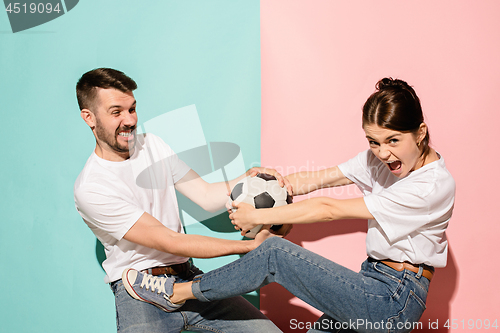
left=142, top=261, right=191, bottom=276
left=371, top=258, right=434, bottom=281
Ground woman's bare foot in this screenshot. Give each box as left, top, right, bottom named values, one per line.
left=170, top=281, right=196, bottom=304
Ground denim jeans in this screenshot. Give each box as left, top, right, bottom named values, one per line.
left=192, top=238, right=430, bottom=333
left=111, top=264, right=281, bottom=333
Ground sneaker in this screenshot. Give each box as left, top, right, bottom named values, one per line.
left=122, top=268, right=185, bottom=312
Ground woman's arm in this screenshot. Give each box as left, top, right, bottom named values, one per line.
left=229, top=166, right=360, bottom=234
left=286, top=166, right=353, bottom=196
left=230, top=196, right=374, bottom=235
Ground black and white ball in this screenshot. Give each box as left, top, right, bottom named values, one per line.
left=228, top=173, right=293, bottom=238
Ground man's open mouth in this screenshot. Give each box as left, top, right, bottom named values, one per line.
left=117, top=128, right=136, bottom=141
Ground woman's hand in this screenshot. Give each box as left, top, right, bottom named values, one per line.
left=229, top=201, right=261, bottom=236
left=230, top=202, right=293, bottom=237
left=247, top=167, right=293, bottom=196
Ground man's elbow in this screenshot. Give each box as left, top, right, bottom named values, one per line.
left=198, top=199, right=225, bottom=214
left=200, top=204, right=218, bottom=213
left=153, top=233, right=186, bottom=257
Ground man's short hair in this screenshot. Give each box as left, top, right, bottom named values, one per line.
left=76, top=68, right=137, bottom=111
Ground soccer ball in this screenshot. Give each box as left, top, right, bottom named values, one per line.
left=228, top=173, right=293, bottom=238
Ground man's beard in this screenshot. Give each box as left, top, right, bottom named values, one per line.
left=95, top=117, right=136, bottom=155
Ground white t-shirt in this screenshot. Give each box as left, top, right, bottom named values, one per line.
left=74, top=133, right=191, bottom=283
left=338, top=150, right=455, bottom=267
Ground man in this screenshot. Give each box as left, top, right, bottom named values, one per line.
left=74, top=68, right=286, bottom=332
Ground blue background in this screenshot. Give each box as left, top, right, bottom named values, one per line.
left=0, top=1, right=260, bottom=331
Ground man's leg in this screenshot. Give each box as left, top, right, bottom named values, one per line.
left=179, top=296, right=282, bottom=333
left=115, top=266, right=281, bottom=333
left=112, top=279, right=186, bottom=333
left=177, top=264, right=281, bottom=332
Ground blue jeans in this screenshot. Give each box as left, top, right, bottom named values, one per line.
left=111, top=264, right=281, bottom=333
left=192, top=238, right=430, bottom=333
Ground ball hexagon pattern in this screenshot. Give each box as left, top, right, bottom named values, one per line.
left=228, top=173, right=292, bottom=238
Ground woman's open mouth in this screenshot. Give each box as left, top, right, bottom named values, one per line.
left=386, top=160, right=402, bottom=173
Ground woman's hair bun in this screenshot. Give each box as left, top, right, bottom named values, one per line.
left=376, top=77, right=410, bottom=91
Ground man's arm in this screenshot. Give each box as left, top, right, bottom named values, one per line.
left=174, top=170, right=237, bottom=213
left=174, top=167, right=291, bottom=213
left=123, top=212, right=267, bottom=258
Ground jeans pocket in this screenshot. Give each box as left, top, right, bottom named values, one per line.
left=370, top=262, right=404, bottom=297
left=387, top=290, right=426, bottom=333
left=406, top=271, right=430, bottom=295
left=372, top=262, right=402, bottom=283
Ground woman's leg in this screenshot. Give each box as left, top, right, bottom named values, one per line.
left=190, top=237, right=429, bottom=333
left=127, top=237, right=429, bottom=332
left=191, top=237, right=368, bottom=322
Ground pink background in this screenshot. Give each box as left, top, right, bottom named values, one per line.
left=260, top=1, right=500, bottom=332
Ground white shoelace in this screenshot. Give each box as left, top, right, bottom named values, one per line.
left=140, top=274, right=168, bottom=295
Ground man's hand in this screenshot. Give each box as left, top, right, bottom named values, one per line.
left=270, top=224, right=293, bottom=237
left=251, top=225, right=278, bottom=249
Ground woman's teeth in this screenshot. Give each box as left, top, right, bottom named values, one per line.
left=386, top=160, right=402, bottom=171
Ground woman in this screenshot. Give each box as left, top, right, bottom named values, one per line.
left=123, top=78, right=455, bottom=333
